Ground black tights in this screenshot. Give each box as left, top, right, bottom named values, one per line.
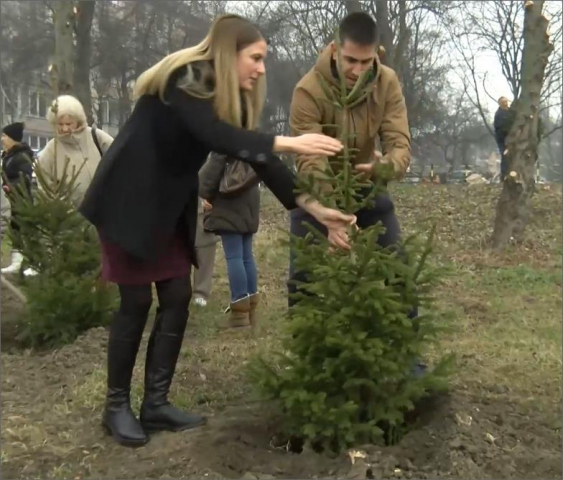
left=110, top=276, right=191, bottom=341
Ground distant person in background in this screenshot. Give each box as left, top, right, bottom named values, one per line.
left=39, top=95, right=113, bottom=203
left=1, top=122, right=35, bottom=275
left=493, top=96, right=515, bottom=180
left=192, top=198, right=218, bottom=307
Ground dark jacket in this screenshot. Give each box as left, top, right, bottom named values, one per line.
left=79, top=64, right=297, bottom=265
left=1, top=143, right=34, bottom=195
left=494, top=107, right=516, bottom=145
left=199, top=153, right=260, bottom=234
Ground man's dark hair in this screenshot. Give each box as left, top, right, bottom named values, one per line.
left=338, top=12, right=378, bottom=46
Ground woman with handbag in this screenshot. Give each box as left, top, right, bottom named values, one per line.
left=199, top=153, right=262, bottom=329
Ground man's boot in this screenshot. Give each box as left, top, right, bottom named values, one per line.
left=140, top=309, right=206, bottom=433
left=248, top=293, right=259, bottom=328
left=102, top=313, right=148, bottom=447
left=1, top=251, right=23, bottom=274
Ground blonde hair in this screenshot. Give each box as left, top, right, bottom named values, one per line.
left=46, top=95, right=87, bottom=126
left=134, top=14, right=266, bottom=130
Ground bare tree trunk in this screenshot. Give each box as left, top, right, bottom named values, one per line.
left=73, top=0, right=96, bottom=124
left=491, top=0, right=554, bottom=249
left=392, top=1, right=409, bottom=79
left=375, top=0, right=394, bottom=67
left=346, top=1, right=363, bottom=14
left=53, top=0, right=75, bottom=94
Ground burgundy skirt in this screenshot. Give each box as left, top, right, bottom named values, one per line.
left=99, top=231, right=191, bottom=285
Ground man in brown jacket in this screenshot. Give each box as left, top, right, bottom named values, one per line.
left=288, top=12, right=424, bottom=377
left=288, top=12, right=412, bottom=309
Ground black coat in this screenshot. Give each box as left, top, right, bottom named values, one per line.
left=494, top=107, right=515, bottom=145
left=199, top=153, right=260, bottom=235
left=79, top=66, right=297, bottom=265
left=1, top=143, right=33, bottom=195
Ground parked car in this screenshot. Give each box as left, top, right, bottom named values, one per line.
left=401, top=171, right=421, bottom=184
left=448, top=169, right=472, bottom=184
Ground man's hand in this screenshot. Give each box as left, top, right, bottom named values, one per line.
left=202, top=199, right=213, bottom=211
left=2, top=185, right=10, bottom=194
left=355, top=150, right=395, bottom=182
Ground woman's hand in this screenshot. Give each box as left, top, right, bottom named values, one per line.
left=295, top=195, right=356, bottom=250
left=202, top=199, right=213, bottom=211
left=274, top=134, right=343, bottom=157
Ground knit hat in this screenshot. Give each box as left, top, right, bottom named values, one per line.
left=2, top=122, right=24, bottom=142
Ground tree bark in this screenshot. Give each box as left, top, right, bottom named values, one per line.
left=375, top=0, right=394, bottom=67
left=53, top=0, right=75, bottom=94
left=73, top=0, right=96, bottom=124
left=345, top=1, right=364, bottom=14
left=491, top=0, right=554, bottom=249
left=392, top=1, right=409, bottom=79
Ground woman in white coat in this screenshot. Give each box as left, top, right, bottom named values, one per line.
left=39, top=95, right=114, bottom=203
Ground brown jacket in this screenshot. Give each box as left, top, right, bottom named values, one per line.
left=289, top=46, right=411, bottom=185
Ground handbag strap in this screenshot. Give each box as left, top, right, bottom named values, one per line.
left=91, top=126, right=103, bottom=157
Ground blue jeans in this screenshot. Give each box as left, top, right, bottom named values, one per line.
left=220, top=233, right=257, bottom=302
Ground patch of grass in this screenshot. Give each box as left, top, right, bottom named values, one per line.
left=433, top=260, right=561, bottom=405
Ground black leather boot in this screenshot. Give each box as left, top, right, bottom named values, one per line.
left=140, top=308, right=206, bottom=433
left=102, top=313, right=149, bottom=447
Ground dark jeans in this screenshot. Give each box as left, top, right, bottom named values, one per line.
left=288, top=195, right=405, bottom=308
left=220, top=233, right=257, bottom=302
left=497, top=140, right=508, bottom=179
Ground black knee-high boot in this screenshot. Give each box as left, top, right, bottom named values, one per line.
left=140, top=307, right=206, bottom=432
left=102, top=311, right=149, bottom=446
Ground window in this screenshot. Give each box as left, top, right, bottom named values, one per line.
left=29, top=92, right=38, bottom=116
left=24, top=135, right=49, bottom=150
left=109, top=100, right=119, bottom=126
left=99, top=99, right=109, bottom=124
left=29, top=90, right=47, bottom=117
left=38, top=94, right=47, bottom=117
left=2, top=89, right=20, bottom=114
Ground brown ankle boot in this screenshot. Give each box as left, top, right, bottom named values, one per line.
left=220, top=296, right=251, bottom=329
left=248, top=293, right=259, bottom=327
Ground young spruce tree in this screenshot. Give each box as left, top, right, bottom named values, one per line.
left=250, top=31, right=452, bottom=452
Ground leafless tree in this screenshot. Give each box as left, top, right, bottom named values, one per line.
left=448, top=1, right=562, bottom=140
left=491, top=0, right=555, bottom=249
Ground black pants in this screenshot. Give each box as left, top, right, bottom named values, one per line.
left=287, top=195, right=408, bottom=310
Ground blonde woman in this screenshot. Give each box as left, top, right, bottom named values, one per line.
left=79, top=14, right=355, bottom=447
left=39, top=95, right=113, bottom=202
